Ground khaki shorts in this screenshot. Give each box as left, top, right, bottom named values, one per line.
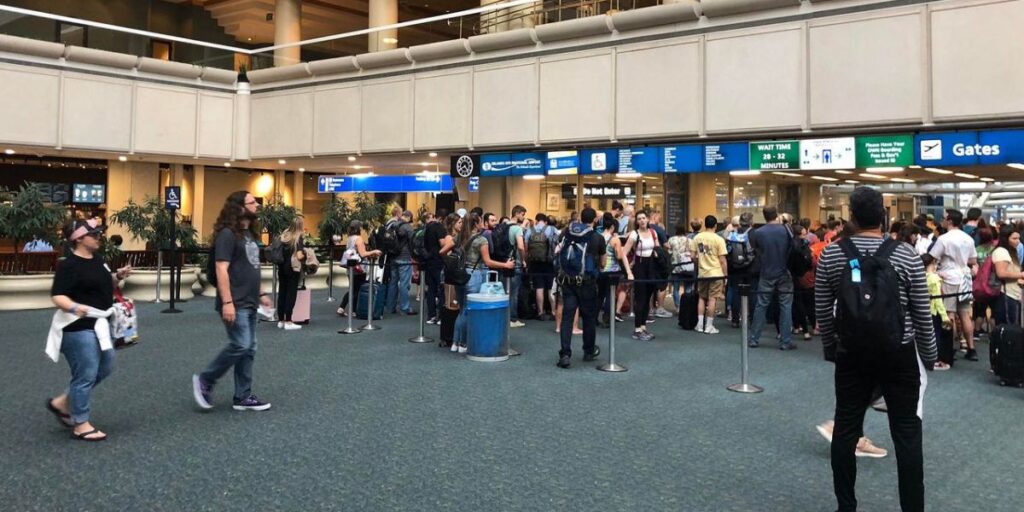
left=941, top=280, right=973, bottom=313
left=698, top=279, right=725, bottom=300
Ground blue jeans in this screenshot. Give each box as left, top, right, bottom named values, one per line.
left=201, top=307, right=257, bottom=402
left=749, top=274, right=794, bottom=346
left=61, top=330, right=116, bottom=424
left=670, top=275, right=695, bottom=311
left=386, top=259, right=413, bottom=313
left=455, top=269, right=487, bottom=345
left=509, top=267, right=523, bottom=320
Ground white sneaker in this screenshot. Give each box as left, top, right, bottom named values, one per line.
left=283, top=322, right=302, bottom=331
left=510, top=320, right=526, bottom=328
left=704, top=325, right=720, bottom=335
left=458, top=344, right=468, bottom=354
left=277, top=322, right=284, bottom=329
left=694, top=321, right=705, bottom=333
left=654, top=307, right=673, bottom=318
left=450, top=342, right=459, bottom=353
left=816, top=420, right=834, bottom=443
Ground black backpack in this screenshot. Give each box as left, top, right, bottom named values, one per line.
left=726, top=229, right=755, bottom=270
left=411, top=228, right=429, bottom=263
left=490, top=223, right=515, bottom=262
left=787, top=228, right=813, bottom=278
left=374, top=220, right=405, bottom=257
left=443, top=235, right=480, bottom=286
left=265, top=237, right=285, bottom=265
left=652, top=245, right=672, bottom=280
left=835, top=238, right=905, bottom=354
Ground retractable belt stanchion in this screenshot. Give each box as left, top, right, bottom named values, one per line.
left=361, top=258, right=381, bottom=331
left=338, top=260, right=361, bottom=335
left=326, top=245, right=336, bottom=303
left=153, top=250, right=163, bottom=304
left=598, top=276, right=627, bottom=373
left=728, top=282, right=763, bottom=393
left=409, top=274, right=433, bottom=344
left=504, top=274, right=521, bottom=357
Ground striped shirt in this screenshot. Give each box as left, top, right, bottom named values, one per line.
left=815, top=235, right=937, bottom=364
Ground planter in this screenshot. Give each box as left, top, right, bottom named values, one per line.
left=331, top=262, right=350, bottom=290
left=302, top=263, right=349, bottom=291
left=261, top=265, right=275, bottom=293
left=121, top=268, right=197, bottom=302
left=196, top=267, right=217, bottom=297
left=0, top=274, right=56, bottom=310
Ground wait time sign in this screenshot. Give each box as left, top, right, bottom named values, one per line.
left=749, top=140, right=799, bottom=170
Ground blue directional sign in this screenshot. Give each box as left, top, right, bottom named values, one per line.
left=662, top=145, right=703, bottom=173
left=617, top=147, right=661, bottom=173
left=978, top=129, right=1024, bottom=165
left=318, top=175, right=452, bottom=194
left=509, top=152, right=546, bottom=176
left=318, top=175, right=350, bottom=193
left=580, top=149, right=619, bottom=174
left=703, top=142, right=750, bottom=171
left=545, top=150, right=578, bottom=175
left=468, top=176, right=479, bottom=192
left=914, top=131, right=980, bottom=167
left=480, top=152, right=544, bottom=177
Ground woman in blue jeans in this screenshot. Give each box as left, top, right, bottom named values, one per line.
left=47, top=218, right=132, bottom=442
left=453, top=213, right=514, bottom=353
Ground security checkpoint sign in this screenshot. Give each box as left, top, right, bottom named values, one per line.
left=856, top=134, right=913, bottom=167
left=164, top=186, right=181, bottom=210
left=749, top=140, right=799, bottom=170
left=800, top=137, right=856, bottom=170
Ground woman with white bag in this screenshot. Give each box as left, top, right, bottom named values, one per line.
left=45, top=218, right=131, bottom=442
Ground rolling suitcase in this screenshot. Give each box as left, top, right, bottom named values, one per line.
left=292, top=287, right=311, bottom=324
left=677, top=289, right=699, bottom=331
left=356, top=283, right=385, bottom=320
left=991, top=299, right=1024, bottom=387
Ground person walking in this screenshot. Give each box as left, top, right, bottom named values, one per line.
left=192, top=191, right=276, bottom=412
left=691, top=215, right=728, bottom=334
left=384, top=209, right=416, bottom=316
left=275, top=217, right=305, bottom=331
left=46, top=218, right=132, bottom=441
left=816, top=186, right=936, bottom=512
left=929, top=209, right=979, bottom=360
left=555, top=207, right=606, bottom=368
left=748, top=206, right=796, bottom=350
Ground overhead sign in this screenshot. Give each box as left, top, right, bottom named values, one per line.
left=616, top=147, right=661, bottom=173
left=662, top=145, right=703, bottom=173
left=478, top=152, right=544, bottom=177
left=856, top=134, right=913, bottom=167
left=546, top=150, right=579, bottom=175
left=468, top=176, right=479, bottom=192
left=561, top=183, right=633, bottom=199
left=703, top=142, right=750, bottom=171
left=580, top=149, right=619, bottom=174
left=977, top=129, right=1024, bottom=165
left=449, top=154, right=480, bottom=178
left=914, top=132, right=980, bottom=166
left=800, top=137, right=855, bottom=170
left=749, top=140, right=799, bottom=170
left=318, top=175, right=348, bottom=193
left=164, top=186, right=181, bottom=210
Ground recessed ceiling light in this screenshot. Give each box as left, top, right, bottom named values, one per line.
left=908, top=165, right=922, bottom=169
left=348, top=156, right=357, bottom=162
left=420, top=162, right=430, bottom=166
left=429, top=152, right=438, bottom=158
left=118, top=155, right=128, bottom=162
left=1008, top=163, right=1024, bottom=171
left=890, top=177, right=915, bottom=183
left=523, top=175, right=545, bottom=180
left=772, top=172, right=802, bottom=177
left=980, top=177, right=995, bottom=182
left=382, top=37, right=398, bottom=44
left=729, top=171, right=761, bottom=177
left=844, top=180, right=860, bottom=184
left=224, top=162, right=231, bottom=167
left=923, top=167, right=952, bottom=175
left=3, top=149, right=14, bottom=155
left=352, top=165, right=362, bottom=170
left=859, top=173, right=889, bottom=180
left=834, top=170, right=854, bottom=175
left=278, top=159, right=286, bottom=165
left=866, top=167, right=905, bottom=173
left=955, top=172, right=978, bottom=179
left=298, top=167, right=305, bottom=172
left=812, top=176, right=839, bottom=182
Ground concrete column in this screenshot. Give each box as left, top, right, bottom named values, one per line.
left=274, top=169, right=286, bottom=202
left=234, top=81, right=251, bottom=161
left=107, top=160, right=161, bottom=250
left=368, top=0, right=398, bottom=52
left=192, top=166, right=208, bottom=241
left=274, top=0, right=302, bottom=66
left=293, top=171, right=305, bottom=213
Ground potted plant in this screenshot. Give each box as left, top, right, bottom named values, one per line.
left=110, top=196, right=199, bottom=301
left=257, top=194, right=302, bottom=294
left=0, top=183, right=68, bottom=310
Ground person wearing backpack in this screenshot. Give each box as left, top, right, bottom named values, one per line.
left=500, top=206, right=529, bottom=327
left=554, top=207, right=606, bottom=368
left=815, top=186, right=937, bottom=512
left=451, top=213, right=515, bottom=354
left=526, top=213, right=558, bottom=321
left=747, top=206, right=796, bottom=350
left=726, top=212, right=756, bottom=328
left=384, top=209, right=416, bottom=316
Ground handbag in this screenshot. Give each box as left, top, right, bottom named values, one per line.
left=111, top=287, right=139, bottom=347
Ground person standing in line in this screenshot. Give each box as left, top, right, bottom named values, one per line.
left=726, top=212, right=757, bottom=328
left=597, top=213, right=634, bottom=327
left=666, top=223, right=694, bottom=313
left=929, top=209, right=979, bottom=361
left=481, top=212, right=497, bottom=246
left=47, top=218, right=132, bottom=441
left=791, top=224, right=815, bottom=341
left=525, top=213, right=559, bottom=321
left=748, top=206, right=797, bottom=350
left=192, top=191, right=275, bottom=412
left=275, top=216, right=306, bottom=331
left=622, top=210, right=661, bottom=341
left=508, top=205, right=528, bottom=328
left=618, top=205, right=634, bottom=237
left=422, top=210, right=447, bottom=325
left=555, top=207, right=606, bottom=368
left=990, top=225, right=1024, bottom=326
left=453, top=213, right=514, bottom=353
left=649, top=212, right=673, bottom=319
left=336, top=221, right=382, bottom=317
left=384, top=209, right=416, bottom=316
left=815, top=186, right=936, bottom=512
left=691, top=215, right=728, bottom=334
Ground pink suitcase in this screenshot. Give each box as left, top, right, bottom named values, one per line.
left=292, top=288, right=311, bottom=324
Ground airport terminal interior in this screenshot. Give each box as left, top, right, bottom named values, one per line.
left=1, top=0, right=1024, bottom=510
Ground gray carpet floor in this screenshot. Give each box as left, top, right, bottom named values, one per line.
left=1, top=290, right=1022, bottom=511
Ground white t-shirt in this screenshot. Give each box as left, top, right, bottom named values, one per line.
left=627, top=229, right=657, bottom=258
left=991, top=247, right=1022, bottom=301
left=915, top=233, right=933, bottom=255
left=928, top=229, right=977, bottom=285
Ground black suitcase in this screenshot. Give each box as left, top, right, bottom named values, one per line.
left=991, top=323, right=1024, bottom=387
left=677, top=289, right=699, bottom=331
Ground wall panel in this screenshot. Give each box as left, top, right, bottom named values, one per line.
left=931, top=0, right=1024, bottom=120
left=134, top=84, right=197, bottom=155
left=539, top=51, right=613, bottom=143
left=615, top=40, right=700, bottom=139
left=61, top=74, right=132, bottom=151
left=197, top=93, right=234, bottom=158
left=0, top=64, right=59, bottom=146
left=705, top=27, right=803, bottom=133
left=361, top=78, right=412, bottom=152
left=473, top=60, right=538, bottom=147
left=313, top=85, right=361, bottom=155
left=250, top=91, right=313, bottom=157
left=414, top=71, right=471, bottom=149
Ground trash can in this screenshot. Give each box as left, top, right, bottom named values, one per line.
left=466, top=293, right=509, bottom=362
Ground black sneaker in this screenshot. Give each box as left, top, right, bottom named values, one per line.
left=779, top=343, right=798, bottom=351
left=583, top=346, right=601, bottom=362
left=233, top=395, right=271, bottom=411
left=556, top=355, right=571, bottom=369
left=192, top=374, right=213, bottom=410
left=965, top=349, right=979, bottom=361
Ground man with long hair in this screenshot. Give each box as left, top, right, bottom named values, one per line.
left=192, top=191, right=274, bottom=412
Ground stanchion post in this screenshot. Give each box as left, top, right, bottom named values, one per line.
left=409, top=274, right=433, bottom=343
left=339, top=261, right=361, bottom=335
left=599, top=278, right=627, bottom=372
left=162, top=219, right=181, bottom=314
left=154, top=250, right=163, bottom=304
left=728, top=283, right=763, bottom=393
left=505, top=274, right=520, bottom=357
left=327, top=244, right=335, bottom=302
left=361, top=258, right=381, bottom=331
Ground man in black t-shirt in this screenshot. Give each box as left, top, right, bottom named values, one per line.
left=193, top=191, right=274, bottom=413
left=555, top=207, right=606, bottom=369
left=423, top=210, right=448, bottom=324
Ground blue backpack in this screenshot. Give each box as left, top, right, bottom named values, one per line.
left=556, top=224, right=598, bottom=278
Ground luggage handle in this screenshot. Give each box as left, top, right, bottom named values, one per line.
left=487, top=270, right=499, bottom=283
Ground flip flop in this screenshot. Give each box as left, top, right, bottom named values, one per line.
left=72, top=429, right=107, bottom=442
left=46, top=399, right=73, bottom=428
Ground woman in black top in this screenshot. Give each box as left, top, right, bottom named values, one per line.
left=276, top=217, right=305, bottom=331
left=47, top=219, right=131, bottom=442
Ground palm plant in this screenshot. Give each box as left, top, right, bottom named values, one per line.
left=0, top=183, right=68, bottom=273
left=258, top=194, right=300, bottom=239
left=109, top=196, right=198, bottom=253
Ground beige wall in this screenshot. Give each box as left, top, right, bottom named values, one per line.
left=106, top=160, right=161, bottom=250
left=688, top=174, right=719, bottom=226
